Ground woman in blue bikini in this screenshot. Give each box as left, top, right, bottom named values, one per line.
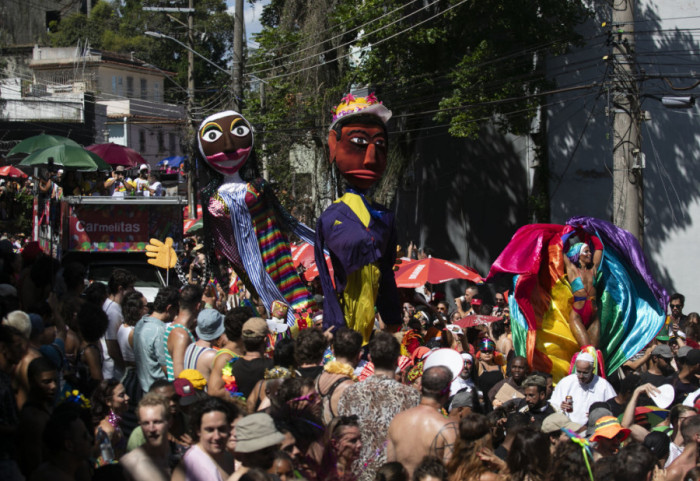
left=563, top=236, right=604, bottom=348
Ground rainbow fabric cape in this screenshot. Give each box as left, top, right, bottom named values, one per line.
left=485, top=217, right=667, bottom=382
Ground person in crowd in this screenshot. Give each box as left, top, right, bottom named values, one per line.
left=164, top=285, right=201, bottom=381
left=493, top=412, right=530, bottom=461
left=549, top=352, right=616, bottom=425
left=76, top=302, right=109, bottom=395
left=338, top=331, right=421, bottom=481
left=540, top=412, right=582, bottom=454
left=228, top=412, right=284, bottom=481
left=412, top=456, right=447, bottom=481
left=665, top=405, right=697, bottom=467
left=246, top=339, right=295, bottom=413
left=0, top=325, right=27, bottom=481
left=316, top=327, right=362, bottom=425
left=589, top=415, right=630, bottom=459
left=172, top=396, right=236, bottom=481
left=669, top=293, right=688, bottom=331
left=91, top=378, right=130, bottom=461
left=29, top=403, right=93, bottom=481
left=106, top=165, right=136, bottom=196
left=475, top=338, right=504, bottom=412
left=614, top=443, right=658, bottom=481
left=546, top=439, right=595, bottom=481
left=135, top=164, right=150, bottom=196
left=446, top=412, right=502, bottom=481
left=387, top=366, right=457, bottom=476
left=667, top=415, right=700, bottom=481
left=228, top=317, right=273, bottom=398
left=318, top=415, right=363, bottom=481
left=120, top=392, right=174, bottom=481
left=103, top=268, right=137, bottom=380
left=488, top=356, right=528, bottom=405
left=643, top=431, right=671, bottom=468
left=455, top=285, right=479, bottom=318
left=17, top=356, right=58, bottom=476
left=514, top=374, right=555, bottom=424
left=148, top=172, right=164, bottom=196
left=209, top=306, right=253, bottom=398
left=295, top=327, right=327, bottom=379
left=671, top=348, right=700, bottom=405
left=119, top=290, right=147, bottom=370
left=134, top=287, right=180, bottom=393
left=505, top=427, right=550, bottom=481
left=490, top=320, right=513, bottom=361
left=449, top=389, right=477, bottom=422
left=268, top=450, right=295, bottom=481
left=375, top=461, right=408, bottom=481
left=184, top=309, right=224, bottom=382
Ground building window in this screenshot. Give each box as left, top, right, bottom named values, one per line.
left=139, top=130, right=146, bottom=153
left=169, top=133, right=176, bottom=153
left=157, top=132, right=165, bottom=152
left=111, top=76, right=117, bottom=94
left=116, top=77, right=124, bottom=97
left=140, top=79, right=147, bottom=100
left=153, top=82, right=160, bottom=102
left=126, top=76, right=134, bottom=98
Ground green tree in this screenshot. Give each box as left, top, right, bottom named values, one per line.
left=246, top=0, right=590, bottom=222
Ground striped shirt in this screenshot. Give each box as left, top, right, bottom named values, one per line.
left=163, top=323, right=195, bottom=381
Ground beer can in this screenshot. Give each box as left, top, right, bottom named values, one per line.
left=565, top=395, right=573, bottom=412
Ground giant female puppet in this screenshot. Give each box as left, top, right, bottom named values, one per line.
left=485, top=217, right=667, bottom=382
left=314, top=94, right=401, bottom=343
left=196, top=110, right=316, bottom=326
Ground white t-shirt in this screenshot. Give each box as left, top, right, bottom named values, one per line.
left=549, top=373, right=617, bottom=425
left=117, top=324, right=135, bottom=363
left=135, top=177, right=150, bottom=196
left=150, top=181, right=163, bottom=196
left=103, top=298, right=123, bottom=341
left=100, top=337, right=116, bottom=380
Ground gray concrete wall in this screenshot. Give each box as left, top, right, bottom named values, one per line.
left=547, top=0, right=700, bottom=310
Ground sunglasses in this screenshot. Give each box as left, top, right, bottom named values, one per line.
left=671, top=304, right=683, bottom=308
left=287, top=391, right=319, bottom=404
left=480, top=349, right=494, bottom=354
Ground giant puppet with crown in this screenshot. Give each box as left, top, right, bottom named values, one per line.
left=314, top=94, right=402, bottom=343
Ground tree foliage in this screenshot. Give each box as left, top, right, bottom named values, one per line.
left=245, top=0, right=590, bottom=218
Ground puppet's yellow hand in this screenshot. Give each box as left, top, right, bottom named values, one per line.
left=146, top=237, right=177, bottom=269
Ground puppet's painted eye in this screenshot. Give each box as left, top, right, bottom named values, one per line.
left=202, top=130, right=223, bottom=142
left=232, top=125, right=250, bottom=137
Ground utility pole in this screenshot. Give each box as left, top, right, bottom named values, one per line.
left=232, top=0, right=244, bottom=111
left=143, top=4, right=197, bottom=219
left=186, top=0, right=196, bottom=219
left=610, top=0, right=644, bottom=244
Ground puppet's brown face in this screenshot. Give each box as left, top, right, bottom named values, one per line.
left=198, top=114, right=253, bottom=175
left=328, top=123, right=387, bottom=190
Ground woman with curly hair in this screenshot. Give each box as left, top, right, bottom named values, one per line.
left=91, top=378, right=130, bottom=461
left=446, top=413, right=502, bottom=481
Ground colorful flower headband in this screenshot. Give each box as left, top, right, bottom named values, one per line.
left=330, top=92, right=392, bottom=129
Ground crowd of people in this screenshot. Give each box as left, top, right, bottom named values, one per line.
left=0, top=239, right=699, bottom=481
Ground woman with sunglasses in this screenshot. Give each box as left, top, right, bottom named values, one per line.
left=475, top=339, right=504, bottom=413
left=319, top=415, right=362, bottom=481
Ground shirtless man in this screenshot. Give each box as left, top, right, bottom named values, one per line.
left=667, top=415, right=700, bottom=481
left=121, top=393, right=173, bottom=481
left=386, top=366, right=458, bottom=477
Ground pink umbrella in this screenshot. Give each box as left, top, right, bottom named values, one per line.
left=85, top=143, right=145, bottom=168
left=453, top=314, right=502, bottom=329
left=394, top=257, right=483, bottom=288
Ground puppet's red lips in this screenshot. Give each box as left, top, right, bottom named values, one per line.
left=345, top=169, right=381, bottom=179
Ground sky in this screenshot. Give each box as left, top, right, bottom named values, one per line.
left=226, top=0, right=268, bottom=49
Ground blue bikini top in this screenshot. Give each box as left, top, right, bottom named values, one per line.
left=570, top=276, right=585, bottom=292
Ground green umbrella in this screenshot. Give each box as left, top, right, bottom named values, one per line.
left=7, top=134, right=80, bottom=157
left=18, top=145, right=112, bottom=172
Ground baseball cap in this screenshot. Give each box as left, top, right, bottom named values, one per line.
left=139, top=163, right=149, bottom=171
left=450, top=389, right=475, bottom=410
left=195, top=308, right=225, bottom=341
left=242, top=317, right=269, bottom=338
left=686, top=349, right=700, bottom=366
left=173, top=378, right=204, bottom=407
left=541, top=412, right=583, bottom=434
left=115, top=165, right=125, bottom=172
left=235, top=413, right=285, bottom=453
left=678, top=345, right=693, bottom=358
left=652, top=344, right=673, bottom=359
left=590, top=416, right=630, bottom=443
